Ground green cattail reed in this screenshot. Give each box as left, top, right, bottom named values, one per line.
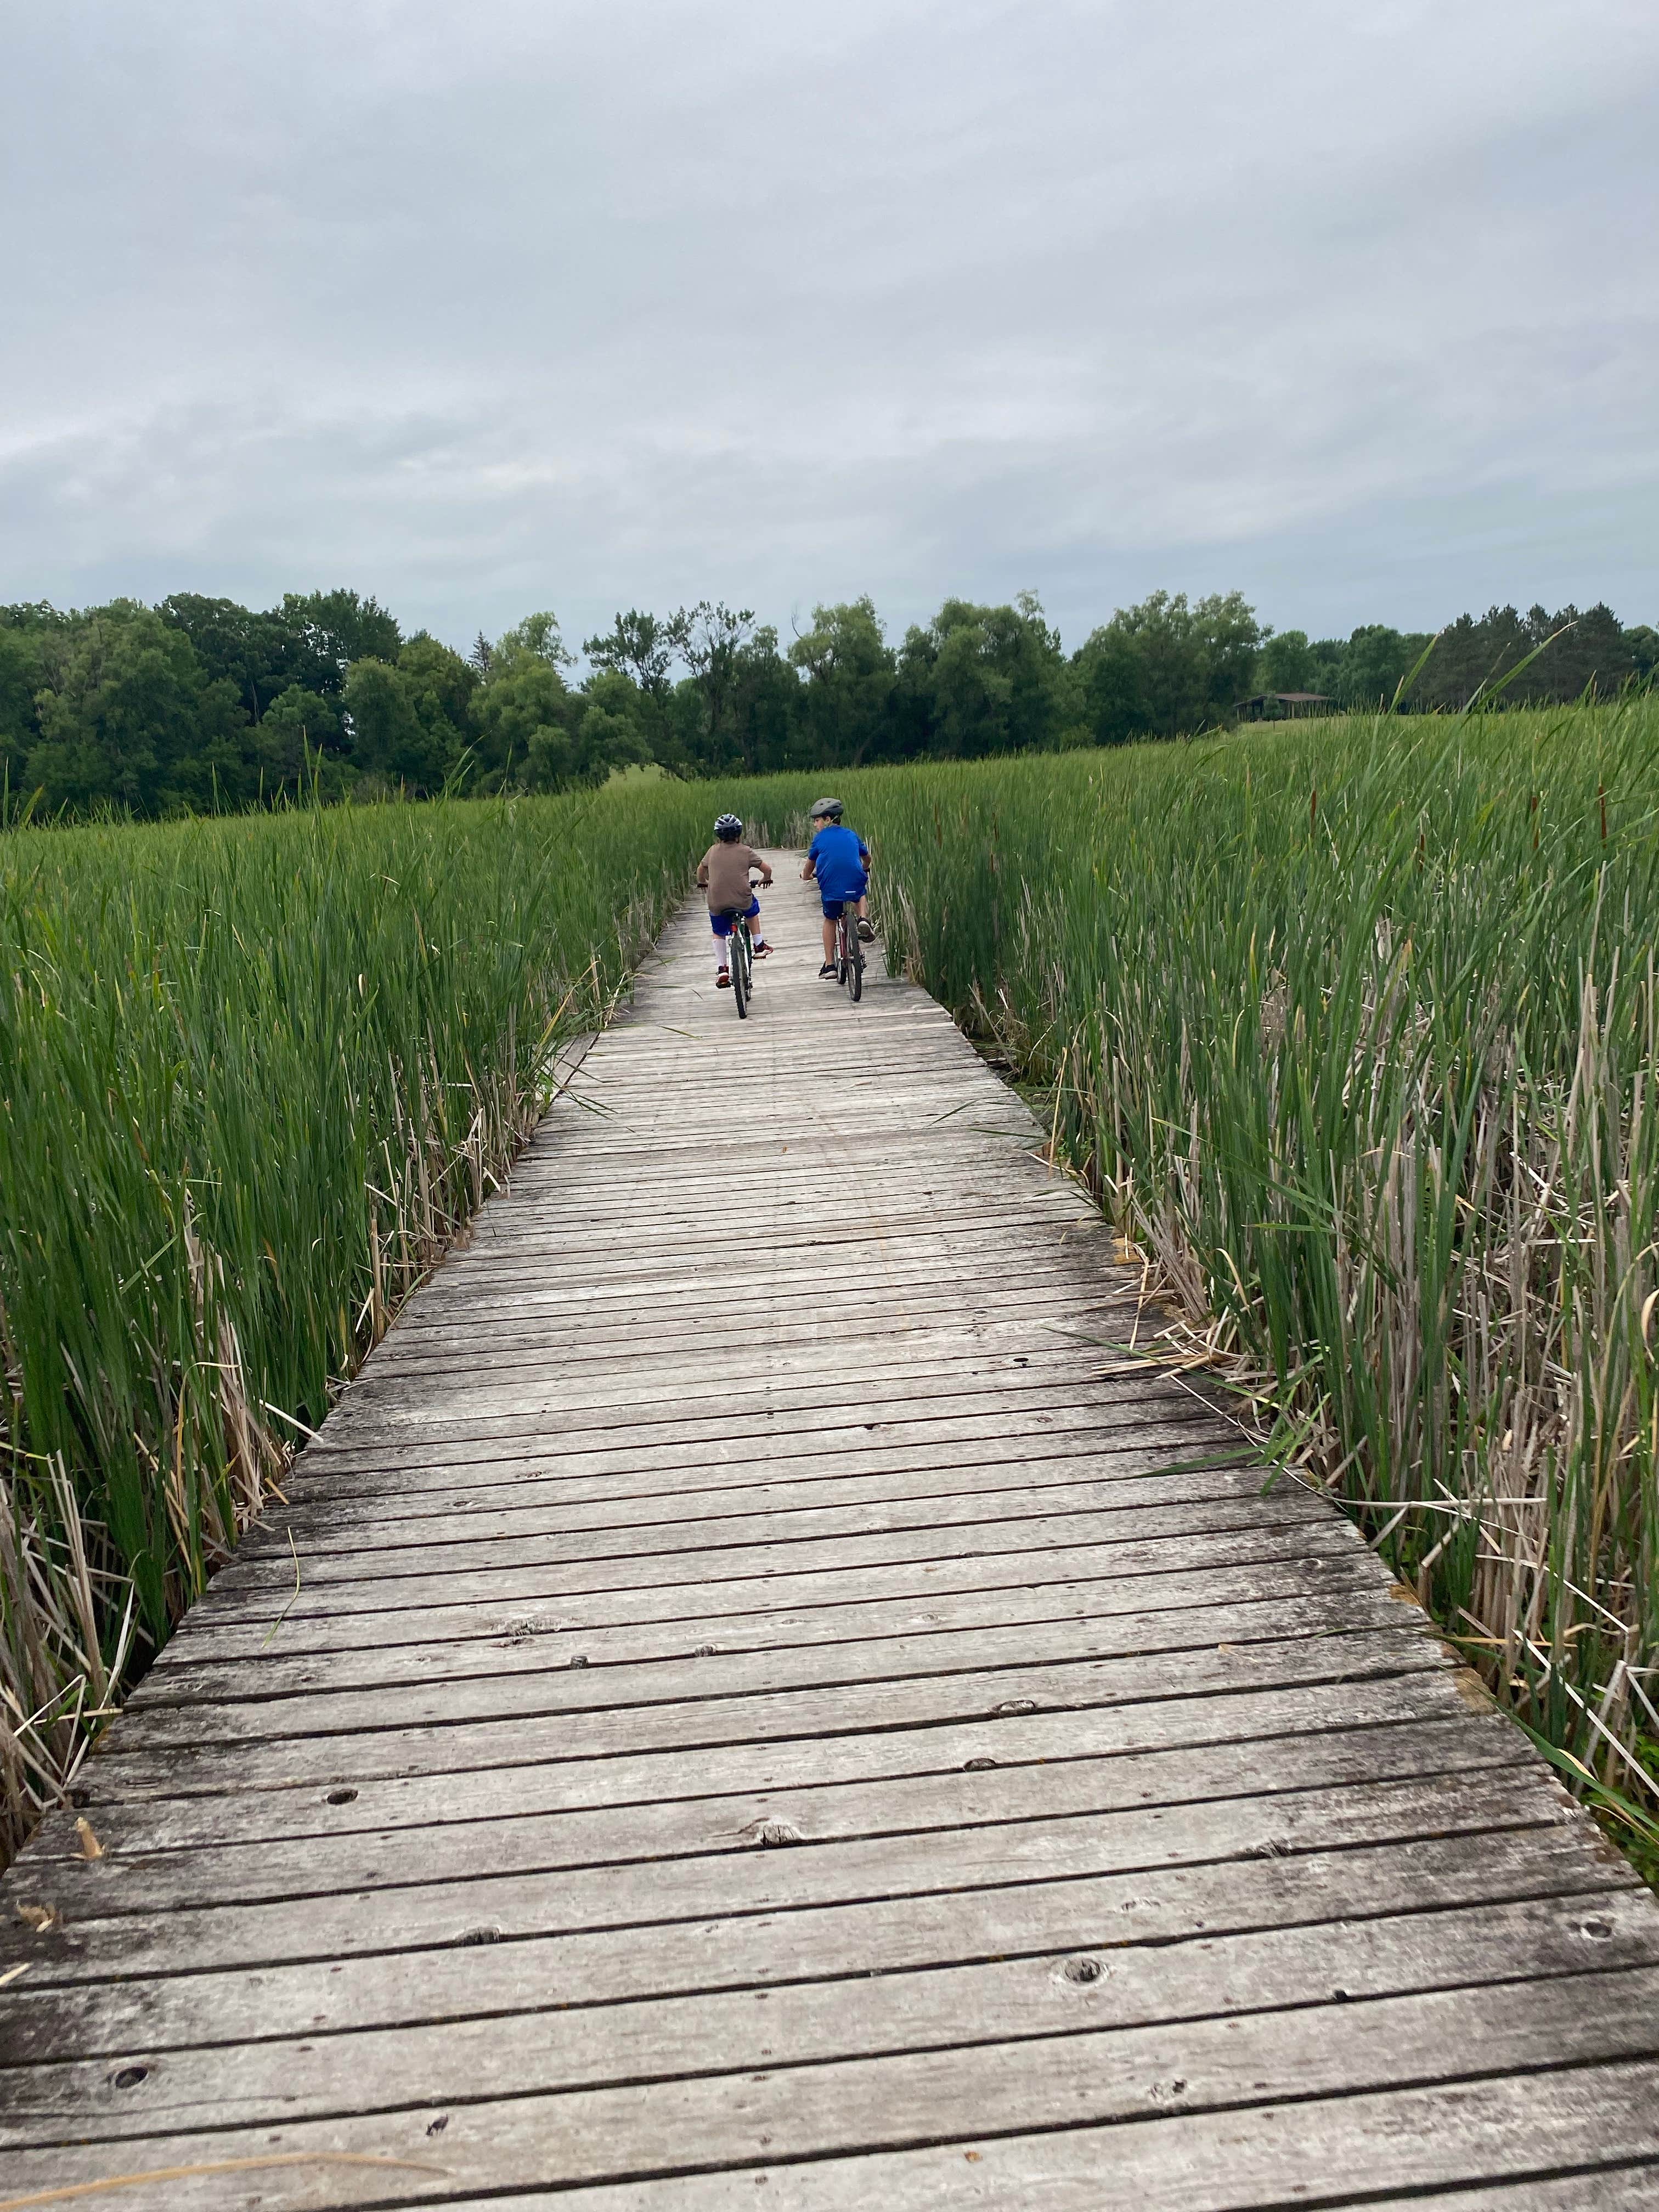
left=821, top=699, right=1659, bottom=1857
left=0, top=781, right=719, bottom=1859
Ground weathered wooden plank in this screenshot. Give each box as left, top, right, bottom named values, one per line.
left=1, top=1824, right=1632, bottom=2066
left=367, top=1248, right=1113, bottom=1335
left=286, top=1394, right=1219, bottom=1484
left=132, top=1548, right=1390, bottom=1707
left=25, top=1709, right=1527, bottom=1911
left=3, top=1760, right=1575, bottom=1990
left=275, top=1398, right=1216, bottom=1499
left=71, top=1669, right=1477, bottom=1855
left=80, top=1620, right=1448, bottom=1797
left=211, top=1474, right=1313, bottom=1596
left=4, top=1974, right=1656, bottom=2207
left=111, top=1588, right=1423, bottom=1755
left=256, top=1429, right=1237, bottom=1546
left=361, top=1304, right=1128, bottom=1384
left=365, top=1295, right=1128, bottom=1375
left=457, top=1180, right=1089, bottom=1244
left=286, top=1400, right=1221, bottom=1489
left=156, top=1524, right=1368, bottom=1663
left=335, top=1339, right=1119, bottom=1422
left=187, top=1503, right=1343, bottom=1626
left=425, top=2062, right=1659, bottom=2212
left=5, top=1890, right=1642, bottom=2148
left=3, top=1766, right=1568, bottom=1990
left=306, top=1372, right=1186, bottom=1463
left=421, top=1217, right=1099, bottom=1297
left=1408, top=2168, right=1659, bottom=2208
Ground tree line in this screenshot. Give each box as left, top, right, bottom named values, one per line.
left=1, top=584, right=1652, bottom=819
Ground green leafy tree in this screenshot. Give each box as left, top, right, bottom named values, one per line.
left=582, top=608, right=687, bottom=765
left=679, top=602, right=758, bottom=770
left=789, top=599, right=896, bottom=769
left=726, top=627, right=802, bottom=776
left=343, top=658, right=460, bottom=794
left=903, top=593, right=1073, bottom=760
left=280, top=588, right=402, bottom=678
left=1257, top=628, right=1316, bottom=693
left=471, top=652, right=573, bottom=787
left=1072, top=623, right=1151, bottom=746
left=579, top=668, right=653, bottom=756
left=0, top=629, right=44, bottom=797
left=1308, top=637, right=1347, bottom=697
left=157, top=594, right=339, bottom=721
left=1335, top=624, right=1429, bottom=709
left=473, top=614, right=647, bottom=791
left=256, top=686, right=346, bottom=789
left=398, top=634, right=478, bottom=768
left=493, top=612, right=574, bottom=670
left=27, top=603, right=247, bottom=814
left=1075, top=590, right=1261, bottom=741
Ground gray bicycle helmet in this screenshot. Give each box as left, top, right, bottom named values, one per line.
left=808, top=797, right=844, bottom=820
left=714, top=812, right=743, bottom=840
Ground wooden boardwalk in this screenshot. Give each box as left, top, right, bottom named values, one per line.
left=4, top=858, right=1659, bottom=2209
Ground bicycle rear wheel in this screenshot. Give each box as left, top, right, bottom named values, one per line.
left=843, top=913, right=863, bottom=1004
left=731, top=925, right=751, bottom=1018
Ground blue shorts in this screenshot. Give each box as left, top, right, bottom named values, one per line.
left=820, top=888, right=866, bottom=918
left=710, top=897, right=760, bottom=938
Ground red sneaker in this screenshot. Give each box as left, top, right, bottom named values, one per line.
left=716, top=971, right=732, bottom=989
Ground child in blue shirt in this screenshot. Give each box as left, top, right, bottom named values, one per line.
left=802, top=797, right=875, bottom=978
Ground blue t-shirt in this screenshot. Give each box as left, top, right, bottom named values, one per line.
left=809, top=823, right=870, bottom=900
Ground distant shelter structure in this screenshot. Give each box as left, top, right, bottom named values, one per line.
left=1233, top=691, right=1335, bottom=722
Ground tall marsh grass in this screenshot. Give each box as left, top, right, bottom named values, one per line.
left=838, top=702, right=1659, bottom=1845
left=7, top=719, right=1657, bottom=1865
left=0, top=782, right=715, bottom=1857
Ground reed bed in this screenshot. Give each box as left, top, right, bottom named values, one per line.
left=831, top=702, right=1659, bottom=1852
left=0, top=782, right=716, bottom=1859
left=7, top=721, right=1657, bottom=1866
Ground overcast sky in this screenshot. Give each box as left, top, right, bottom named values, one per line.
left=2, top=0, right=1655, bottom=655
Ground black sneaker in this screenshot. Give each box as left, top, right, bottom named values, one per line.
left=819, top=961, right=837, bottom=978
left=856, top=918, right=877, bottom=941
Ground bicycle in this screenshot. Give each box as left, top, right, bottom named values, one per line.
left=718, top=873, right=765, bottom=1018
left=832, top=900, right=864, bottom=1004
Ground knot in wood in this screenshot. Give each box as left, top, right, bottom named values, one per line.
left=742, top=1818, right=803, bottom=1847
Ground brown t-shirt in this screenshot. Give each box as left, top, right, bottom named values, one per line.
left=697, top=842, right=768, bottom=913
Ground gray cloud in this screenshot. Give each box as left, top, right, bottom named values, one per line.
left=2, top=0, right=1655, bottom=650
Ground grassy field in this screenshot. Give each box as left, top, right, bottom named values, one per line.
left=836, top=702, right=1659, bottom=1861
left=0, top=781, right=727, bottom=1855
left=4, top=707, right=1657, bottom=1867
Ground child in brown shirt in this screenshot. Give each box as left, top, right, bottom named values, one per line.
left=696, top=814, right=774, bottom=988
